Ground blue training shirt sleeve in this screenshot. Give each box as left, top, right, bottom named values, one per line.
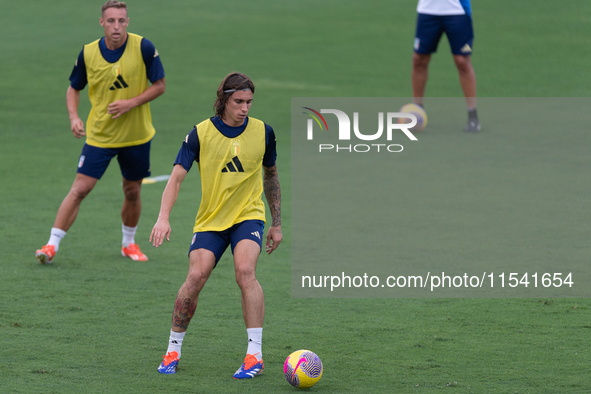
left=141, top=38, right=165, bottom=83
left=174, top=127, right=200, bottom=172
left=69, top=48, right=87, bottom=90
left=459, top=0, right=471, bottom=16
left=263, top=124, right=277, bottom=167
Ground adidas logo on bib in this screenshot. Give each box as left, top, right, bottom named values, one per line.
left=110, top=75, right=129, bottom=90
left=222, top=156, right=244, bottom=173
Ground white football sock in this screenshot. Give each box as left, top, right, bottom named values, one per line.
left=122, top=224, right=137, bottom=248
left=246, top=327, right=263, bottom=361
left=47, top=228, right=67, bottom=251
left=167, top=330, right=186, bottom=359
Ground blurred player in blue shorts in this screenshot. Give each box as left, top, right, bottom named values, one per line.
left=35, top=1, right=165, bottom=264
left=150, top=73, right=282, bottom=378
left=412, top=0, right=480, bottom=132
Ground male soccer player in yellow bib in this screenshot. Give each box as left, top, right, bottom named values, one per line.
left=36, top=1, right=165, bottom=264
left=150, top=73, right=282, bottom=378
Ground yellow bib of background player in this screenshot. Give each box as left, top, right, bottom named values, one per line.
left=194, top=118, right=267, bottom=232
left=83, top=33, right=155, bottom=148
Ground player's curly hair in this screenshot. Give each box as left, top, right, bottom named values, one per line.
left=101, top=0, right=127, bottom=14
left=214, top=73, right=255, bottom=118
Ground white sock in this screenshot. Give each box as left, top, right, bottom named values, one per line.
left=47, top=228, right=67, bottom=251
left=167, top=330, right=186, bottom=359
left=246, top=327, right=263, bottom=361
left=122, top=224, right=137, bottom=248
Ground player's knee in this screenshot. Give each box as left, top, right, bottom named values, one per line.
left=412, top=53, right=430, bottom=70
left=69, top=183, right=92, bottom=201
left=453, top=55, right=472, bottom=73
left=185, top=270, right=208, bottom=293
left=123, top=183, right=141, bottom=202
left=235, top=265, right=256, bottom=288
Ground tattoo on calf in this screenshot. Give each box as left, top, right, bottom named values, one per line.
left=172, top=298, right=196, bottom=330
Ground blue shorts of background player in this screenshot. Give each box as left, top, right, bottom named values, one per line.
left=414, top=13, right=474, bottom=55
left=77, top=140, right=151, bottom=181
left=189, top=220, right=265, bottom=265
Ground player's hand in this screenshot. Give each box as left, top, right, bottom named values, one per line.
left=108, top=99, right=133, bottom=119
left=265, top=225, right=282, bottom=255
left=70, top=117, right=85, bottom=138
left=150, top=219, right=171, bottom=247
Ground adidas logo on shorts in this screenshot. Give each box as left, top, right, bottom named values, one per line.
left=460, top=44, right=472, bottom=54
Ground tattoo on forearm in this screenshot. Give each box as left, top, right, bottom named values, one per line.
left=172, top=298, right=196, bottom=330
left=263, top=166, right=282, bottom=227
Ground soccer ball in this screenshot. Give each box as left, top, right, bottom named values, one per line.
left=284, top=350, right=323, bottom=389
left=398, top=103, right=428, bottom=132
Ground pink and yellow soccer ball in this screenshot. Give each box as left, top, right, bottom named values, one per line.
left=398, top=103, right=428, bottom=132
left=284, top=350, right=323, bottom=389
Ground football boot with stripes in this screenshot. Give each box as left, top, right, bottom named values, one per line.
left=122, top=243, right=148, bottom=261
left=158, top=351, right=179, bottom=374
left=233, top=353, right=264, bottom=379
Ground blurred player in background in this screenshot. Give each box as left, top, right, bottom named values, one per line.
left=150, top=73, right=282, bottom=378
left=412, top=0, right=480, bottom=132
left=36, top=0, right=165, bottom=264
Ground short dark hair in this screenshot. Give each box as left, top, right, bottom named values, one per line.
left=214, top=73, right=255, bottom=118
left=101, top=0, right=127, bottom=15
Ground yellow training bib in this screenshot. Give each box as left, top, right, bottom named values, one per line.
left=193, top=118, right=267, bottom=232
left=83, top=33, right=155, bottom=148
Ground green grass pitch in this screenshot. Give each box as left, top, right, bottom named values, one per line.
left=1, top=0, right=590, bottom=393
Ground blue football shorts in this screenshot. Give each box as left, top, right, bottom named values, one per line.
left=189, top=220, right=265, bottom=265
left=414, top=13, right=474, bottom=55
left=77, top=140, right=151, bottom=181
